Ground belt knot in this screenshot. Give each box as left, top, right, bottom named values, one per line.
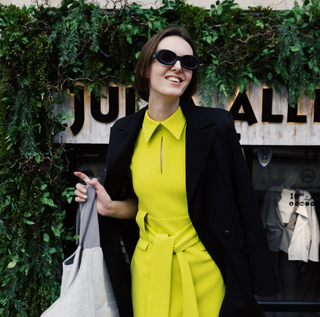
left=137, top=210, right=200, bottom=317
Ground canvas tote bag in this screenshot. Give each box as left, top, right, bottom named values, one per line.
left=41, top=184, right=120, bottom=317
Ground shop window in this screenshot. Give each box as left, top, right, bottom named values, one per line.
left=248, top=146, right=320, bottom=315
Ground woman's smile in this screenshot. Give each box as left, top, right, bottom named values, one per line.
left=166, top=75, right=183, bottom=84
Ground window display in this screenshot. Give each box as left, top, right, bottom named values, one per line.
left=250, top=147, right=320, bottom=315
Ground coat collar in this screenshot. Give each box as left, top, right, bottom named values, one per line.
left=296, top=205, right=309, bottom=218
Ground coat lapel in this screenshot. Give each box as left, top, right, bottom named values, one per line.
left=105, top=107, right=147, bottom=199
left=180, top=101, right=218, bottom=203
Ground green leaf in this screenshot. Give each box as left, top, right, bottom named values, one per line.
left=5, top=195, right=11, bottom=206
left=21, top=37, right=29, bottom=44
left=51, top=226, right=61, bottom=238
left=256, top=20, right=264, bottom=28
left=43, top=233, right=50, bottom=242
left=290, top=46, right=300, bottom=52
left=217, top=4, right=223, bottom=15
left=206, top=35, right=212, bottom=44
left=230, top=4, right=240, bottom=9
left=252, top=76, right=260, bottom=85
left=23, top=219, right=35, bottom=225
left=49, top=248, right=57, bottom=254
left=126, top=35, right=132, bottom=45
left=41, top=198, right=58, bottom=207
left=154, top=21, right=161, bottom=29
left=43, top=191, right=50, bottom=198
left=35, top=154, right=41, bottom=164
left=212, top=57, right=219, bottom=65
left=268, top=72, right=273, bottom=80
left=7, top=261, right=17, bottom=269
left=284, top=18, right=295, bottom=23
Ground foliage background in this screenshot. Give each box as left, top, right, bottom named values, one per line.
left=0, top=0, right=320, bottom=315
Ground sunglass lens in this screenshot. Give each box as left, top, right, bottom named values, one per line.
left=158, top=50, right=176, bottom=64
left=182, top=56, right=198, bottom=69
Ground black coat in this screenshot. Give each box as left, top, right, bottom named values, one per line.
left=98, top=100, right=279, bottom=317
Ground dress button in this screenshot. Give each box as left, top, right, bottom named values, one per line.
left=223, top=230, right=231, bottom=239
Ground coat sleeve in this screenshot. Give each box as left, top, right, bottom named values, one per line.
left=226, top=111, right=280, bottom=296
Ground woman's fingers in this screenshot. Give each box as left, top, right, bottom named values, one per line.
left=75, top=186, right=87, bottom=198
left=75, top=182, right=86, bottom=192
left=74, top=171, right=102, bottom=189
left=74, top=195, right=87, bottom=203
left=74, top=171, right=91, bottom=202
left=74, top=171, right=91, bottom=184
left=74, top=171, right=107, bottom=205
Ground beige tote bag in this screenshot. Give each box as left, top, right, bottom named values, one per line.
left=41, top=184, right=120, bottom=317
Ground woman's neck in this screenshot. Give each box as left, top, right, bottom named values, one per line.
left=148, top=96, right=180, bottom=122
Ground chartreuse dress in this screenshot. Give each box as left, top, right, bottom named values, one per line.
left=130, top=106, right=225, bottom=317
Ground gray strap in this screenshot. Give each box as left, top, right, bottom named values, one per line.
left=79, top=184, right=100, bottom=249
left=75, top=207, right=81, bottom=245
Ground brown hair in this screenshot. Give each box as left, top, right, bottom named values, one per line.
left=134, top=27, right=198, bottom=102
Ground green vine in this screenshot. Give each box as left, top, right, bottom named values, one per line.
left=1, top=0, right=320, bottom=315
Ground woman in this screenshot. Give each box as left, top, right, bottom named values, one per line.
left=75, top=27, right=279, bottom=317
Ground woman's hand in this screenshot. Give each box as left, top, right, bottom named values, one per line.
left=74, top=171, right=138, bottom=219
left=74, top=171, right=113, bottom=217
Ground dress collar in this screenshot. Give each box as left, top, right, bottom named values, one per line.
left=142, top=106, right=186, bottom=143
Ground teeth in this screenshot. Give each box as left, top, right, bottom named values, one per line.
left=167, top=77, right=180, bottom=83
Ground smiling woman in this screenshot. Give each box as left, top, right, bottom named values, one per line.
left=74, top=27, right=279, bottom=317
left=134, top=27, right=198, bottom=105
left=146, top=35, right=194, bottom=121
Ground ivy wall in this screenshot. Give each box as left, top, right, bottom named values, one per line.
left=0, top=0, right=320, bottom=315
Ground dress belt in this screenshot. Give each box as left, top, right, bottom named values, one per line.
left=136, top=210, right=201, bottom=317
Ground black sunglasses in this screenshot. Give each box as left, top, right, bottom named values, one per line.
left=151, top=49, right=200, bottom=70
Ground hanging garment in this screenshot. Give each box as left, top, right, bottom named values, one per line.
left=261, top=185, right=320, bottom=262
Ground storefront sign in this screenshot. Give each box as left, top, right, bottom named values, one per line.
left=54, top=82, right=319, bottom=146
left=229, top=88, right=320, bottom=125
left=224, top=83, right=320, bottom=146
left=53, top=84, right=135, bottom=144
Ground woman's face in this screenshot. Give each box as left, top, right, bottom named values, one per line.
left=147, top=36, right=193, bottom=102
